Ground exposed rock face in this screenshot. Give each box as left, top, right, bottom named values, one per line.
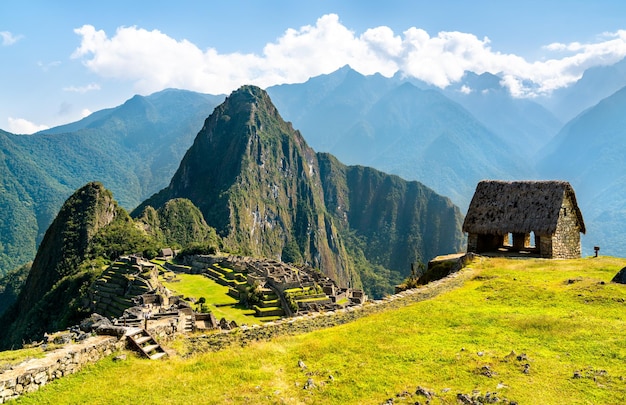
left=137, top=86, right=464, bottom=291
left=137, top=86, right=358, bottom=286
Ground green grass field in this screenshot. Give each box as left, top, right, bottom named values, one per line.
left=13, top=256, right=626, bottom=404
left=161, top=273, right=258, bottom=325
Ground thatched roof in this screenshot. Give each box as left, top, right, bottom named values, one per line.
left=462, top=180, right=585, bottom=235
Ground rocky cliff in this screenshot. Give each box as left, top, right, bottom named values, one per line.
left=137, top=86, right=464, bottom=292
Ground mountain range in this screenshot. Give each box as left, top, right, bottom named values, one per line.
left=0, top=86, right=463, bottom=345
left=0, top=89, right=222, bottom=275
left=1, top=59, right=626, bottom=280
left=135, top=85, right=463, bottom=293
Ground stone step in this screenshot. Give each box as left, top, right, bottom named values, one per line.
left=150, top=352, right=167, bottom=360
left=142, top=344, right=160, bottom=353
left=134, top=336, right=152, bottom=345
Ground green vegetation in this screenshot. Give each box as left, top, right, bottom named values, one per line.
left=0, top=346, right=46, bottom=369
left=14, top=257, right=626, bottom=404
left=162, top=273, right=257, bottom=325
left=0, top=262, right=30, bottom=316
left=137, top=198, right=221, bottom=251
left=396, top=262, right=426, bottom=292
left=0, top=182, right=220, bottom=348
left=0, top=92, right=223, bottom=277
left=138, top=86, right=463, bottom=298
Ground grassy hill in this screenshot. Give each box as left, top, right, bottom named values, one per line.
left=11, top=256, right=626, bottom=404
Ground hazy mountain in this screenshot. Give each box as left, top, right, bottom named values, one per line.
left=0, top=90, right=223, bottom=276
left=538, top=85, right=626, bottom=256
left=539, top=57, right=626, bottom=122
left=268, top=66, right=400, bottom=152
left=0, top=129, right=70, bottom=276
left=137, top=85, right=464, bottom=294
left=444, top=72, right=562, bottom=156
left=269, top=68, right=535, bottom=209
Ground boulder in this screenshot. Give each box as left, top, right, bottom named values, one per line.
left=95, top=325, right=127, bottom=337
left=611, top=267, right=626, bottom=284
left=80, top=313, right=112, bottom=332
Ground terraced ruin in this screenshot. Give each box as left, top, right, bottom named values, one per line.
left=178, top=255, right=367, bottom=320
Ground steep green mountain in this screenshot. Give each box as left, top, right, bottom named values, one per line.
left=136, top=198, right=220, bottom=250
left=135, top=85, right=359, bottom=286
left=538, top=85, right=626, bottom=256
left=0, top=182, right=218, bottom=348
left=137, top=85, right=464, bottom=295
left=0, top=183, right=132, bottom=347
left=317, top=153, right=463, bottom=297
left=268, top=68, right=533, bottom=209
left=0, top=90, right=222, bottom=276
left=0, top=263, right=30, bottom=317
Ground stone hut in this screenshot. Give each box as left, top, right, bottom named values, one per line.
left=462, top=180, right=585, bottom=259
left=160, top=248, right=174, bottom=260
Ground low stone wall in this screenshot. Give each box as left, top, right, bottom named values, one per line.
left=0, top=335, right=125, bottom=403
left=185, top=266, right=476, bottom=353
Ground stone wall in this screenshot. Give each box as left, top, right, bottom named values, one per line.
left=0, top=336, right=125, bottom=403
left=552, top=195, right=582, bottom=259
left=184, top=267, right=476, bottom=354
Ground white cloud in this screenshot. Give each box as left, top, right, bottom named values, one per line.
left=71, top=15, right=626, bottom=98
left=460, top=85, right=472, bottom=94
left=81, top=108, right=92, bottom=118
left=0, top=31, right=22, bottom=46
left=8, top=117, right=49, bottom=134
left=63, top=83, right=101, bottom=93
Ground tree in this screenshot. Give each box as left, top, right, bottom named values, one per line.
left=197, top=297, right=206, bottom=313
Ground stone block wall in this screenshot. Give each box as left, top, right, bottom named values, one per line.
left=0, top=336, right=124, bottom=403
left=184, top=267, right=476, bottom=354
left=552, top=196, right=582, bottom=259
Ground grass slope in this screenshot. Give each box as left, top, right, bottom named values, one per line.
left=14, top=256, right=626, bottom=404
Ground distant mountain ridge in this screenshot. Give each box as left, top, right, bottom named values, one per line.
left=539, top=84, right=626, bottom=256
left=3, top=58, right=626, bottom=279
left=0, top=90, right=223, bottom=276
left=269, top=70, right=538, bottom=207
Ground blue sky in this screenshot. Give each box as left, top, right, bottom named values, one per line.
left=2, top=0, right=626, bottom=133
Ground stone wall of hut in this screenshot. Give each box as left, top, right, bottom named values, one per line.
left=549, top=195, right=582, bottom=259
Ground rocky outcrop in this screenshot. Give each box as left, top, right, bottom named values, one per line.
left=611, top=267, right=626, bottom=284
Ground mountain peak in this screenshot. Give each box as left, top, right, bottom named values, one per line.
left=137, top=85, right=464, bottom=294
left=0, top=181, right=123, bottom=346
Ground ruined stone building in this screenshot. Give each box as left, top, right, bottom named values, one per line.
left=462, top=180, right=585, bottom=259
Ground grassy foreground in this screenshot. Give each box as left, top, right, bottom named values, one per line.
left=14, top=256, right=626, bottom=404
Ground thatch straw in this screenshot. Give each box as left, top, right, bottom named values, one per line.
left=462, top=180, right=585, bottom=235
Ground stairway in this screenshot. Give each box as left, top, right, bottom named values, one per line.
left=125, top=328, right=167, bottom=360
left=183, top=314, right=194, bottom=332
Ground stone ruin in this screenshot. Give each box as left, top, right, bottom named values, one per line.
left=182, top=254, right=367, bottom=318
